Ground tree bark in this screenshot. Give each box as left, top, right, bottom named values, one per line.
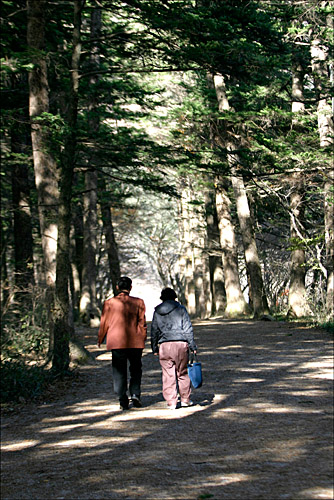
left=52, top=0, right=84, bottom=373
left=311, top=12, right=334, bottom=320
left=215, top=179, right=250, bottom=317
left=288, top=61, right=311, bottom=318
left=212, top=73, right=267, bottom=317
left=79, top=7, right=101, bottom=325
left=27, top=0, right=58, bottom=286
left=79, top=169, right=98, bottom=324
left=204, top=186, right=226, bottom=315
left=100, top=180, right=121, bottom=297
left=27, top=0, right=58, bottom=357
left=178, top=182, right=211, bottom=318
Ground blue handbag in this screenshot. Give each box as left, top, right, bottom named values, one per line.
left=187, top=353, right=202, bottom=389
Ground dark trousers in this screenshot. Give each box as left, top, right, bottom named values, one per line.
left=111, top=348, right=143, bottom=404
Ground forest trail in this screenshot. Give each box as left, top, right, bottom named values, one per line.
left=1, top=319, right=333, bottom=500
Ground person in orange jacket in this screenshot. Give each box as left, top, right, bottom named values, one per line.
left=98, top=277, right=147, bottom=410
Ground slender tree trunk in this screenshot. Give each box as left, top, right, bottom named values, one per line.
left=79, top=7, right=101, bottom=325
left=100, top=181, right=121, bottom=296
left=204, top=186, right=226, bottom=315
left=79, top=169, right=98, bottom=324
left=311, top=14, right=334, bottom=320
left=178, top=182, right=211, bottom=318
left=288, top=173, right=310, bottom=317
left=288, top=61, right=311, bottom=318
left=27, top=0, right=58, bottom=357
left=0, top=220, right=9, bottom=311
left=71, top=205, right=84, bottom=312
left=213, top=73, right=267, bottom=317
left=52, top=0, right=84, bottom=373
left=215, top=179, right=249, bottom=317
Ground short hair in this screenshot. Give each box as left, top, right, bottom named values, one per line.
left=117, top=276, right=132, bottom=291
left=160, top=287, right=177, bottom=301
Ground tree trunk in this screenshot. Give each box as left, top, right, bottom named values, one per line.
left=27, top=0, right=58, bottom=357
left=79, top=7, right=101, bottom=326
left=215, top=179, right=250, bottom=317
left=324, top=169, right=334, bottom=319
left=178, top=182, right=211, bottom=318
left=79, top=169, right=98, bottom=324
left=288, top=61, right=310, bottom=318
left=100, top=181, right=121, bottom=297
left=212, top=73, right=267, bottom=317
left=288, top=173, right=310, bottom=317
left=311, top=13, right=334, bottom=320
left=52, top=0, right=84, bottom=373
left=204, top=186, right=226, bottom=315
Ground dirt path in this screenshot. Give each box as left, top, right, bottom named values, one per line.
left=1, top=319, right=333, bottom=500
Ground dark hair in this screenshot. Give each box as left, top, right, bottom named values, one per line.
left=160, top=287, right=177, bottom=301
left=117, top=276, right=132, bottom=291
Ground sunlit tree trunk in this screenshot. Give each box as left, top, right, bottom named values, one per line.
left=311, top=13, right=334, bottom=320
left=27, top=0, right=58, bottom=356
left=178, top=181, right=211, bottom=318
left=52, top=0, right=84, bottom=373
left=288, top=61, right=311, bottom=318
left=213, top=73, right=267, bottom=317
left=215, top=179, right=249, bottom=317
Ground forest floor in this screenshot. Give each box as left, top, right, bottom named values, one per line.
left=1, top=318, right=333, bottom=500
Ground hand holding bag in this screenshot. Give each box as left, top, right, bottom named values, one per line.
left=187, top=352, right=203, bottom=389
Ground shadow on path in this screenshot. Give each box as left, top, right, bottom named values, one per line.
left=1, top=319, right=333, bottom=499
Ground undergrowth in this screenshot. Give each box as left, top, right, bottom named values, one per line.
left=1, top=361, right=51, bottom=403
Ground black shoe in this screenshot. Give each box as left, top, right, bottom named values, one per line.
left=131, top=395, right=142, bottom=408
left=120, top=398, right=129, bottom=410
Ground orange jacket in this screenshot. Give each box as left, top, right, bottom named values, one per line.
left=98, top=292, right=147, bottom=350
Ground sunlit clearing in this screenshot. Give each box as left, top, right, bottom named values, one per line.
left=1, top=440, right=39, bottom=451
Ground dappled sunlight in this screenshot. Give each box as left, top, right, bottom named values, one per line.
left=295, top=487, right=334, bottom=499
left=234, top=378, right=265, bottom=383
left=197, top=472, right=255, bottom=487
left=218, top=344, right=243, bottom=350
left=39, top=423, right=87, bottom=433
left=1, top=319, right=332, bottom=500
left=292, top=358, right=333, bottom=380
left=95, top=352, right=112, bottom=361
left=1, top=440, right=40, bottom=452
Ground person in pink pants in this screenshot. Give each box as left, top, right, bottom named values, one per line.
left=151, top=288, right=197, bottom=409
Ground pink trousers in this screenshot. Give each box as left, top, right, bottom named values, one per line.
left=159, top=341, right=191, bottom=406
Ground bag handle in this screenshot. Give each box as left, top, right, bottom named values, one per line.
left=189, top=352, right=199, bottom=364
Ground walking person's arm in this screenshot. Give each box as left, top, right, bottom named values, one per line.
left=150, top=312, right=160, bottom=355
left=97, top=301, right=109, bottom=348
left=181, top=307, right=197, bottom=353
left=137, top=299, right=147, bottom=342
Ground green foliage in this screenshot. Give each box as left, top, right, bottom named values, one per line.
left=1, top=286, right=50, bottom=363
left=318, top=321, right=334, bottom=334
